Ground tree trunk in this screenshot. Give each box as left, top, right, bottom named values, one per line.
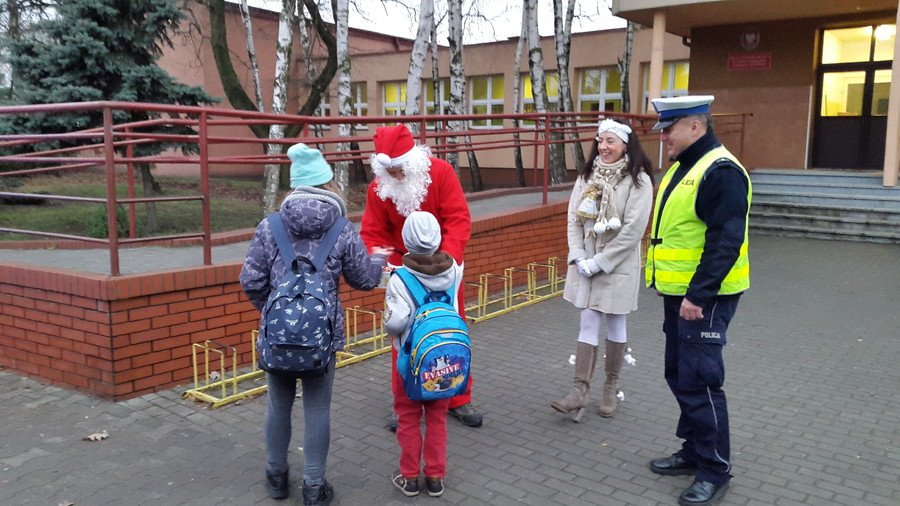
left=137, top=163, right=159, bottom=234
left=619, top=21, right=635, bottom=113
left=511, top=12, right=527, bottom=187
left=262, top=0, right=296, bottom=216
left=334, top=0, right=351, bottom=193
left=405, top=0, right=434, bottom=132
left=238, top=0, right=264, bottom=112
left=429, top=13, right=442, bottom=155
left=349, top=140, right=367, bottom=184
left=525, top=0, right=566, bottom=184
left=446, top=0, right=464, bottom=175
left=554, top=0, right=584, bottom=170
left=205, top=0, right=268, bottom=139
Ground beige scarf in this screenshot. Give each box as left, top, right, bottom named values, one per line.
left=575, top=155, right=628, bottom=235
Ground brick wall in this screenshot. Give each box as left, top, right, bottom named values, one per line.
left=0, top=201, right=567, bottom=400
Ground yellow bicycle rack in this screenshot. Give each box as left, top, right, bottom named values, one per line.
left=184, top=257, right=567, bottom=408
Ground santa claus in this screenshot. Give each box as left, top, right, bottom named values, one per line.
left=360, top=124, right=481, bottom=428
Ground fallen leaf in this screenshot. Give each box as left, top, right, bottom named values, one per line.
left=82, top=430, right=109, bottom=442
left=59, top=502, right=75, bottom=506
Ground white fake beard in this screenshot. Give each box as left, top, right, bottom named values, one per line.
left=373, top=152, right=432, bottom=217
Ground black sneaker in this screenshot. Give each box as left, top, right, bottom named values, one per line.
left=425, top=477, right=444, bottom=497
left=392, top=471, right=419, bottom=497
left=388, top=412, right=398, bottom=432
left=449, top=403, right=483, bottom=427
left=266, top=470, right=289, bottom=500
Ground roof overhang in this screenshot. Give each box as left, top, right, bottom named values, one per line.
left=611, top=0, right=899, bottom=38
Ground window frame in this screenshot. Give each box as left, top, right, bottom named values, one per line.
left=351, top=82, right=369, bottom=129
left=642, top=61, right=690, bottom=113
left=521, top=72, right=561, bottom=127
left=468, top=75, right=505, bottom=129
left=382, top=80, right=407, bottom=117
left=576, top=66, right=623, bottom=124
left=423, top=78, right=451, bottom=130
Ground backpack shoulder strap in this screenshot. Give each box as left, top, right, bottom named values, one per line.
left=311, top=216, right=348, bottom=271
left=267, top=213, right=297, bottom=265
left=394, top=268, right=428, bottom=309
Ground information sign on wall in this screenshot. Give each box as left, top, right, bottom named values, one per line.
left=727, top=52, right=772, bottom=71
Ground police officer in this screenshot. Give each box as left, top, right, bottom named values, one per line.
left=644, top=95, right=751, bottom=506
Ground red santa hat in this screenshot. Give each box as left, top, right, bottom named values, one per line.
left=371, top=124, right=419, bottom=170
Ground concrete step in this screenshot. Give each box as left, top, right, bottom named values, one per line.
left=750, top=210, right=900, bottom=238
left=751, top=181, right=898, bottom=199
left=749, top=169, right=885, bottom=187
left=752, top=190, right=900, bottom=211
left=750, top=201, right=900, bottom=224
left=749, top=222, right=899, bottom=244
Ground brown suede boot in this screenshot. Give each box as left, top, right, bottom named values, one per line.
left=599, top=340, right=627, bottom=417
left=551, top=341, right=597, bottom=422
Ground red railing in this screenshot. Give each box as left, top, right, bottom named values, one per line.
left=0, top=101, right=750, bottom=275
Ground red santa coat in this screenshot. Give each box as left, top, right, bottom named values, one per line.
left=361, top=157, right=473, bottom=408
left=360, top=157, right=470, bottom=266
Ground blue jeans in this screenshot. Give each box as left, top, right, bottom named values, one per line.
left=265, top=358, right=335, bottom=486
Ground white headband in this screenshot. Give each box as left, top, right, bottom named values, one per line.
left=596, top=119, right=632, bottom=143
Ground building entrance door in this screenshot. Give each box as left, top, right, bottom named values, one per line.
left=812, top=25, right=895, bottom=169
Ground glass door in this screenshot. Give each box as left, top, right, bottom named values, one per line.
left=812, top=24, right=895, bottom=169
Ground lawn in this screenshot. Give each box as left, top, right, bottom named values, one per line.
left=0, top=171, right=365, bottom=242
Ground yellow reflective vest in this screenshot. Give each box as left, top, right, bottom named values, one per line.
left=645, top=145, right=751, bottom=296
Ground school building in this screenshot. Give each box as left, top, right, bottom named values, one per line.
left=613, top=0, right=900, bottom=186
left=161, top=3, right=690, bottom=182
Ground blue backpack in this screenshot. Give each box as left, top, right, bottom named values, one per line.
left=257, top=213, right=347, bottom=377
left=394, top=268, right=471, bottom=402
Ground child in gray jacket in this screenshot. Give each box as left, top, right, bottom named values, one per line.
left=383, top=211, right=463, bottom=498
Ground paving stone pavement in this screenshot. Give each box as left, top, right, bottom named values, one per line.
left=1, top=234, right=899, bottom=505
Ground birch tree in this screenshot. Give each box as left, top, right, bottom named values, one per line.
left=552, top=0, right=584, bottom=170
left=333, top=0, right=351, bottom=192
left=404, top=0, right=434, bottom=132
left=445, top=0, right=464, bottom=174
left=510, top=11, right=527, bottom=187
left=261, top=0, right=296, bottom=215
left=525, top=0, right=566, bottom=184
left=618, top=21, right=635, bottom=113
left=296, top=1, right=323, bottom=143
left=429, top=6, right=441, bottom=134
left=238, top=0, right=264, bottom=112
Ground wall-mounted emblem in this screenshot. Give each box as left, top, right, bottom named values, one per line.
left=741, top=28, right=761, bottom=51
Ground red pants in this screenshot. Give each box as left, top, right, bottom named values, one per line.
left=392, top=367, right=450, bottom=478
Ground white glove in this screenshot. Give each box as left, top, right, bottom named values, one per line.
left=576, top=258, right=601, bottom=277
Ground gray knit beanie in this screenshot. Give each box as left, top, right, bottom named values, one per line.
left=401, top=211, right=441, bottom=256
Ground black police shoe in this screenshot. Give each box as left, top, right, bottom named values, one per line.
left=449, top=403, right=483, bottom=427
left=678, top=480, right=729, bottom=506
left=649, top=453, right=698, bottom=476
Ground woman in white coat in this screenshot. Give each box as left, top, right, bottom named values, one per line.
left=551, top=118, right=654, bottom=421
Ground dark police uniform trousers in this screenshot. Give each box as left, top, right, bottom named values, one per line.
left=663, top=293, right=740, bottom=486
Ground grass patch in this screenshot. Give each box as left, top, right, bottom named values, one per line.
left=0, top=172, right=265, bottom=241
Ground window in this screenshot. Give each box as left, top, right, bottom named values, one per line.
left=578, top=67, right=622, bottom=117
left=469, top=75, right=504, bottom=128
left=642, top=61, right=690, bottom=112
left=351, top=82, right=368, bottom=129
left=315, top=91, right=331, bottom=130
left=522, top=73, right=560, bottom=125
left=382, top=81, right=407, bottom=116
left=424, top=78, right=451, bottom=129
